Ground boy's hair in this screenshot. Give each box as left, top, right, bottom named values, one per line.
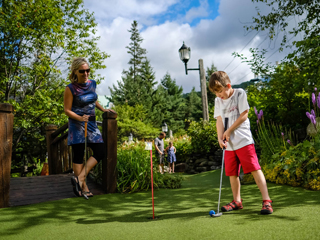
left=169, top=141, right=173, bottom=145
left=209, top=71, right=231, bottom=93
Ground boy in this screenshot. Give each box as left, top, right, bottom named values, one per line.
left=209, top=71, right=273, bottom=215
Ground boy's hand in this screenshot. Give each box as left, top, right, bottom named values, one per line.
left=218, top=139, right=227, bottom=149
left=222, top=129, right=231, bottom=143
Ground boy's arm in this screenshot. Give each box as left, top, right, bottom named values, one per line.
left=223, top=110, right=249, bottom=142
left=216, top=116, right=227, bottom=149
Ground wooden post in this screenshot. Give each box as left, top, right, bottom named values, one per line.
left=102, top=111, right=118, bottom=193
left=199, top=59, right=209, bottom=121
left=45, top=124, right=58, bottom=174
left=0, top=103, right=14, bottom=208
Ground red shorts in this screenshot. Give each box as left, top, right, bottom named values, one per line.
left=224, top=144, right=261, bottom=176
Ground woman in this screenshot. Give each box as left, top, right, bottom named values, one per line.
left=64, top=57, right=114, bottom=197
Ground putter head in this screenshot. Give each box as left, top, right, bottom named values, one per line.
left=212, top=212, right=222, bottom=217
left=83, top=193, right=89, bottom=200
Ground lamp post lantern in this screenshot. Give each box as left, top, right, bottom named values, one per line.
left=178, top=42, right=209, bottom=121
left=128, top=133, right=133, bottom=142
left=162, top=122, right=168, bottom=133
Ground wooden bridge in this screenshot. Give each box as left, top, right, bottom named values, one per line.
left=0, top=103, right=118, bottom=208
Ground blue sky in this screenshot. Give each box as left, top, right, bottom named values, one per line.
left=154, top=0, right=220, bottom=26
left=83, top=0, right=300, bottom=96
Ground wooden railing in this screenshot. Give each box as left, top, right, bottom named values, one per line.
left=0, top=103, right=14, bottom=208
left=45, top=111, right=118, bottom=194
left=0, top=106, right=117, bottom=209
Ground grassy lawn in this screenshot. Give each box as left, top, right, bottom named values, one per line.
left=1, top=170, right=320, bottom=240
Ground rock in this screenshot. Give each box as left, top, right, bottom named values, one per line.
left=196, top=167, right=207, bottom=172
left=210, top=165, right=221, bottom=170
left=187, top=169, right=197, bottom=174
left=195, top=158, right=207, bottom=165
left=208, top=156, right=215, bottom=161
left=207, top=161, right=215, bottom=166
left=175, top=163, right=188, bottom=172
left=199, top=161, right=208, bottom=167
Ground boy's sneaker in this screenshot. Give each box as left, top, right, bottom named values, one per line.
left=221, top=200, right=243, bottom=212
left=261, top=200, right=273, bottom=214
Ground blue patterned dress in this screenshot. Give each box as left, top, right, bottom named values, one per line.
left=167, top=147, right=176, bottom=163
left=67, top=80, right=104, bottom=145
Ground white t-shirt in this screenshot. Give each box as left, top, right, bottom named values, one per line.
left=214, top=88, right=254, bottom=151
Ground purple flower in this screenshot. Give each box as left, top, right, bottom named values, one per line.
left=281, top=132, right=284, bottom=136
left=254, top=106, right=258, bottom=116
left=311, top=115, right=317, bottom=125
left=311, top=109, right=316, bottom=117
left=317, top=93, right=320, bottom=109
left=306, top=112, right=311, bottom=119
left=312, top=93, right=316, bottom=106
left=257, top=120, right=259, bottom=125
left=287, top=139, right=293, bottom=146
left=315, top=88, right=318, bottom=92
left=258, top=110, right=263, bottom=120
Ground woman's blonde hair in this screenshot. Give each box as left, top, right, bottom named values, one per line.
left=69, top=57, right=90, bottom=83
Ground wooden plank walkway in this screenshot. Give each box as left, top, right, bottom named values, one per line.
left=9, top=174, right=105, bottom=207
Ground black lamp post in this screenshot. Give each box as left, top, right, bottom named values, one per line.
left=178, top=42, right=209, bottom=121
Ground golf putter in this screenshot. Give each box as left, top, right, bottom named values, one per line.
left=213, top=117, right=228, bottom=217
left=83, top=121, right=89, bottom=200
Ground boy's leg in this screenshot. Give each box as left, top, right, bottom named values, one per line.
left=172, top=162, right=175, bottom=173
left=251, top=170, right=270, bottom=200
left=229, top=176, right=241, bottom=202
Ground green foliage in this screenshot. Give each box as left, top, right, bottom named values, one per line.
left=92, top=141, right=183, bottom=193
left=172, top=136, right=192, bottom=162
left=187, top=119, right=219, bottom=153
left=254, top=117, right=296, bottom=165
left=262, top=138, right=320, bottom=190
left=1, top=0, right=108, bottom=166
left=159, top=73, right=186, bottom=132
left=114, top=104, right=159, bottom=142
left=183, top=87, right=203, bottom=124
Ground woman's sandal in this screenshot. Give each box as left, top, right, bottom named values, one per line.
left=83, top=191, right=93, bottom=197
left=71, top=176, right=82, bottom=197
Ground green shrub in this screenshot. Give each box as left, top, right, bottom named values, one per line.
left=187, top=119, right=219, bottom=153
left=91, top=141, right=183, bottom=193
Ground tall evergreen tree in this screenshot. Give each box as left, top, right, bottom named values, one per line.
left=126, top=20, right=147, bottom=80
left=184, top=87, right=203, bottom=125
left=109, top=20, right=157, bottom=109
left=159, top=73, right=186, bottom=132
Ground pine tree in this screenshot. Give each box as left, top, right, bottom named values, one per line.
left=184, top=87, right=203, bottom=124
left=159, top=73, right=186, bottom=132
left=125, top=20, right=147, bottom=80
left=109, top=20, right=156, bottom=109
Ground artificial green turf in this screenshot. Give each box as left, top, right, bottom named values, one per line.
left=1, top=170, right=320, bottom=240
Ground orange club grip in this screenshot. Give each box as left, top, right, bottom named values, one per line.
left=85, top=122, right=88, bottom=138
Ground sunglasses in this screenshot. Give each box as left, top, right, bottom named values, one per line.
left=78, top=69, right=90, bottom=74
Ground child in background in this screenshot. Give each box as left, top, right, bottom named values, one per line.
left=165, top=142, right=176, bottom=174
left=209, top=70, right=273, bottom=215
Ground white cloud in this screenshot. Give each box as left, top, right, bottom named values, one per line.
left=184, top=0, right=210, bottom=22
left=85, top=0, right=300, bottom=96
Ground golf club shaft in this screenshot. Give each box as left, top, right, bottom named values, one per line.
left=216, top=117, right=228, bottom=214
left=84, top=121, right=88, bottom=198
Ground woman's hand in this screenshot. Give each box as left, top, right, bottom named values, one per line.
left=81, top=114, right=89, bottom=122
